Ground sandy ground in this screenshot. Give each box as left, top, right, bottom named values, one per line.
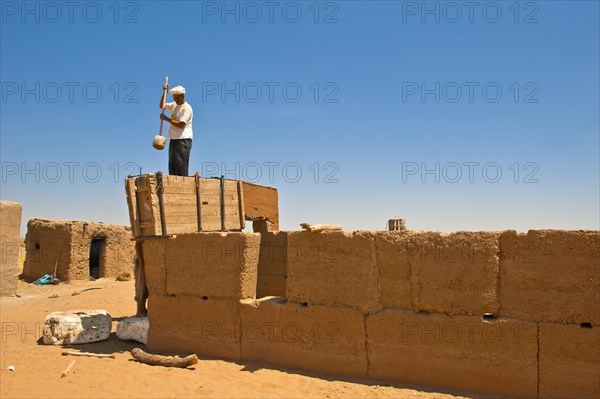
left=0, top=279, right=492, bottom=399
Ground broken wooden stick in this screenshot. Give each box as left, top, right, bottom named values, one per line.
left=62, top=351, right=115, bottom=359
left=61, top=360, right=76, bottom=378
left=130, top=348, right=198, bottom=368
left=72, top=287, right=102, bottom=296
left=300, top=223, right=342, bottom=232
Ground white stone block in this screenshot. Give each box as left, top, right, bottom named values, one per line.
left=43, top=310, right=112, bottom=345
left=116, top=316, right=148, bottom=345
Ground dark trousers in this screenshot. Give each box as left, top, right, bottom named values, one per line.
left=169, top=138, right=192, bottom=176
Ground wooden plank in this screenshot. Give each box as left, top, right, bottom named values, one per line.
left=135, top=176, right=159, bottom=237
left=241, top=181, right=279, bottom=230
left=124, top=178, right=141, bottom=237
left=158, top=186, right=196, bottom=195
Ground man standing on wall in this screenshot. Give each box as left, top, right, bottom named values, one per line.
left=159, top=83, right=194, bottom=176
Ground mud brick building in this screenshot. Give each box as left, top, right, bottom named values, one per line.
left=22, top=219, right=135, bottom=282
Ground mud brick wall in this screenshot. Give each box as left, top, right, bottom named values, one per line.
left=0, top=201, right=22, bottom=296
left=22, top=219, right=135, bottom=281
left=145, top=229, right=599, bottom=398
left=256, top=231, right=287, bottom=298
left=500, top=230, right=599, bottom=324
left=146, top=232, right=261, bottom=360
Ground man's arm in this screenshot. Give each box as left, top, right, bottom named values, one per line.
left=159, top=113, right=187, bottom=129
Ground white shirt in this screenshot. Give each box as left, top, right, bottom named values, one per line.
left=163, top=102, right=193, bottom=140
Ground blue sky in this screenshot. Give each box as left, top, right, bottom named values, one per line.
left=1, top=0, right=598, bottom=235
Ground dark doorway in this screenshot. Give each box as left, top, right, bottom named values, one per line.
left=89, top=238, right=105, bottom=279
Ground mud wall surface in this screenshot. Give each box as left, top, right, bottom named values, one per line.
left=256, top=232, right=287, bottom=298
left=23, top=219, right=135, bottom=281
left=0, top=201, right=22, bottom=296
left=145, top=229, right=599, bottom=398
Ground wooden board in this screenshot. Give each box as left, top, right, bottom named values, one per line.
left=125, top=178, right=141, bottom=237
left=242, top=181, right=279, bottom=231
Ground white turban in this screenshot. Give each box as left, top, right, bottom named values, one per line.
left=170, top=86, right=186, bottom=95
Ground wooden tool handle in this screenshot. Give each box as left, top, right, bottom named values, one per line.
left=159, top=76, right=169, bottom=136
left=62, top=350, right=115, bottom=359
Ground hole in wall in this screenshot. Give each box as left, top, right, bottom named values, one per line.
left=580, top=323, right=592, bottom=329
left=201, top=296, right=208, bottom=300
left=483, top=313, right=495, bottom=320
left=301, top=302, right=309, bottom=307
left=35, top=243, right=40, bottom=250
left=89, top=238, right=106, bottom=280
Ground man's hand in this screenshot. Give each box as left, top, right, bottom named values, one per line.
left=163, top=83, right=169, bottom=91
left=160, top=113, right=186, bottom=128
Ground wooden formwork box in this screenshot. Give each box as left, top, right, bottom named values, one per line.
left=125, top=173, right=245, bottom=238
left=125, top=174, right=280, bottom=238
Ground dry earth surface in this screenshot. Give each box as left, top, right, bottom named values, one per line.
left=1, top=278, right=493, bottom=399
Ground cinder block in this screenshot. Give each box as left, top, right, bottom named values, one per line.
left=409, top=231, right=500, bottom=315
left=375, top=232, right=413, bottom=309
left=256, top=275, right=286, bottom=298
left=165, top=232, right=260, bottom=299
left=0, top=201, right=22, bottom=296
left=240, top=298, right=367, bottom=378
left=539, top=322, right=600, bottom=398
left=367, top=310, right=537, bottom=398
left=147, top=295, right=241, bottom=361
left=142, top=239, right=167, bottom=296
left=286, top=231, right=380, bottom=314
left=500, top=230, right=600, bottom=324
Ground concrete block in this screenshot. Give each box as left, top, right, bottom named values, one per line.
left=0, top=201, right=22, bottom=296
left=375, top=232, right=413, bottom=309
left=408, top=231, right=500, bottom=316
left=500, top=230, right=600, bottom=324
left=147, top=295, right=241, bottom=361
left=142, top=239, right=167, bottom=296
left=286, top=231, right=380, bottom=314
left=539, top=322, right=600, bottom=399
left=240, top=298, right=367, bottom=378
left=366, top=310, right=537, bottom=398
left=165, top=232, right=260, bottom=299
